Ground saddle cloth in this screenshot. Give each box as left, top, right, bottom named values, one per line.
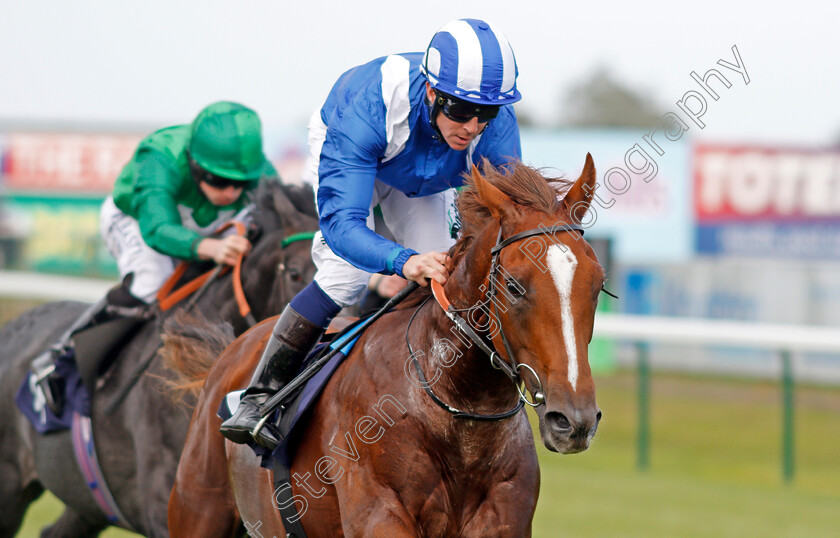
left=217, top=317, right=366, bottom=469
left=16, top=313, right=149, bottom=434
left=16, top=348, right=89, bottom=433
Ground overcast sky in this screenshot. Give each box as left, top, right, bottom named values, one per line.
left=1, top=0, right=838, bottom=146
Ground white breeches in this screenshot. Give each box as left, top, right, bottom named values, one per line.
left=99, top=197, right=252, bottom=303
left=310, top=183, right=457, bottom=308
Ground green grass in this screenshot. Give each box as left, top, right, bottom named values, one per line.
left=16, top=494, right=138, bottom=537
left=6, top=291, right=839, bottom=538
left=531, top=372, right=840, bottom=537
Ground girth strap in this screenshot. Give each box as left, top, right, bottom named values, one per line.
left=71, top=412, right=133, bottom=530
left=272, top=464, right=308, bottom=538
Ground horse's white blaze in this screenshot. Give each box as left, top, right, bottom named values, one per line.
left=547, top=245, right=578, bottom=391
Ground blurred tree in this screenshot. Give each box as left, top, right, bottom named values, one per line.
left=561, top=67, right=661, bottom=128
left=514, top=107, right=537, bottom=128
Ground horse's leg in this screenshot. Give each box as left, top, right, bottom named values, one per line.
left=339, top=488, right=420, bottom=538
left=99, top=351, right=189, bottom=538
left=0, top=463, right=43, bottom=538
left=0, top=303, right=86, bottom=538
left=461, top=438, right=539, bottom=537
left=460, top=485, right=537, bottom=538
left=39, top=507, right=107, bottom=538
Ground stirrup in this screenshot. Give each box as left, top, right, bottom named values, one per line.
left=31, top=349, right=65, bottom=415
left=32, top=362, right=56, bottom=383
left=251, top=412, right=277, bottom=447
left=34, top=365, right=63, bottom=415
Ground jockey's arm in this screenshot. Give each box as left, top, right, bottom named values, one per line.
left=316, top=102, right=421, bottom=279
left=133, top=151, right=205, bottom=260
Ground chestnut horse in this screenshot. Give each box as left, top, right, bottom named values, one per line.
left=168, top=155, right=604, bottom=537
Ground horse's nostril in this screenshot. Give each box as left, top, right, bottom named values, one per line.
left=546, top=411, right=571, bottom=433
left=596, top=410, right=602, bottom=422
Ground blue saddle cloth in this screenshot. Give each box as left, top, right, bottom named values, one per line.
left=15, top=349, right=91, bottom=433
left=217, top=318, right=365, bottom=469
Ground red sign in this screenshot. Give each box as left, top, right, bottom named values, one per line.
left=695, top=145, right=840, bottom=222
left=3, top=133, right=141, bottom=193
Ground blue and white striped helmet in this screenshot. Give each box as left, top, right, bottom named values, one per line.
left=421, top=19, right=521, bottom=106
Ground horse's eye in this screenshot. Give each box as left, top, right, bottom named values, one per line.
left=288, top=268, right=302, bottom=282
left=506, top=279, right=525, bottom=297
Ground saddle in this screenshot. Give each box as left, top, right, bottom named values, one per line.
left=74, top=306, right=153, bottom=398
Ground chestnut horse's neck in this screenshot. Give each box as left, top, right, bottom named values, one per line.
left=407, top=222, right=522, bottom=418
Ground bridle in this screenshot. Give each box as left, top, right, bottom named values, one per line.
left=254, top=228, right=315, bottom=320
left=271, top=231, right=317, bottom=314
left=406, top=223, right=587, bottom=421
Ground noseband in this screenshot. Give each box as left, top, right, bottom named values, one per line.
left=407, top=223, right=585, bottom=421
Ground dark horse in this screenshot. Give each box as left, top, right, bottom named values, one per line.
left=0, top=180, right=318, bottom=537
left=168, top=156, right=604, bottom=537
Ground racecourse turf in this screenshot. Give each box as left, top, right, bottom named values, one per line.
left=15, top=370, right=840, bottom=537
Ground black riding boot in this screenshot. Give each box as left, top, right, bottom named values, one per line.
left=219, top=305, right=324, bottom=449
left=30, top=295, right=111, bottom=415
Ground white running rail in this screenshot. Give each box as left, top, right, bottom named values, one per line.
left=594, top=312, right=840, bottom=354
left=0, top=270, right=113, bottom=302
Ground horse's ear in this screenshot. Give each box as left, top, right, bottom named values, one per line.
left=471, top=165, right=516, bottom=221
left=271, top=183, right=303, bottom=229
left=562, top=153, right=596, bottom=218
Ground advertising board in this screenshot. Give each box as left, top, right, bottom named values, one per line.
left=695, top=145, right=840, bottom=260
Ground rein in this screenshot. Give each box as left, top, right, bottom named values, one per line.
left=106, top=227, right=316, bottom=414
left=156, top=223, right=315, bottom=327
left=406, top=295, right=525, bottom=421
left=406, top=223, right=585, bottom=421
left=156, top=221, right=248, bottom=312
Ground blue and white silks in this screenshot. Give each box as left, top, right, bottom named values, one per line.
left=313, top=52, right=521, bottom=277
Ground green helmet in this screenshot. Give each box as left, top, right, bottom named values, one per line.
left=188, top=101, right=268, bottom=181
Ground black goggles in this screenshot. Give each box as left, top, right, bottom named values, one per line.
left=201, top=174, right=248, bottom=190
left=188, top=155, right=252, bottom=190
left=435, top=91, right=501, bottom=123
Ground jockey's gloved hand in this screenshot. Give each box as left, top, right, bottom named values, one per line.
left=196, top=235, right=252, bottom=266
left=402, top=251, right=451, bottom=287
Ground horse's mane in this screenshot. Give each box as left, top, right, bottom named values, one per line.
left=451, top=159, right=571, bottom=264
left=265, top=180, right=319, bottom=220
left=399, top=160, right=572, bottom=309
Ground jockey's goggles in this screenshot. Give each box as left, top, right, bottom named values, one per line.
left=188, top=154, right=252, bottom=190
left=200, top=173, right=248, bottom=190
left=435, top=91, right=501, bottom=123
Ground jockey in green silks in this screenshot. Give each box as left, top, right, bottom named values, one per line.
left=31, top=101, right=278, bottom=416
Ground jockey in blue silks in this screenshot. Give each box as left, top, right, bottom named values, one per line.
left=221, top=18, right=523, bottom=449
